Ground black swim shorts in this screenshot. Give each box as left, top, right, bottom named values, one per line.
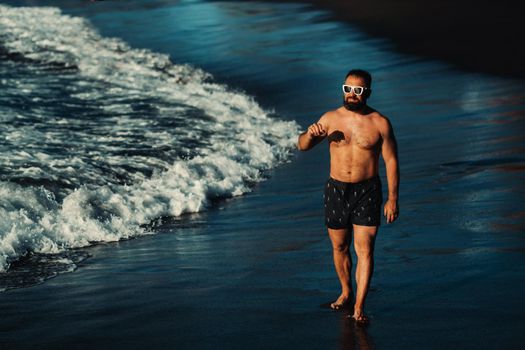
left=324, top=176, right=383, bottom=228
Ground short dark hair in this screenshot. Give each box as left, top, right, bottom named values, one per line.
left=345, top=69, right=372, bottom=88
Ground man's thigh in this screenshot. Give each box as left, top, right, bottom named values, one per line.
left=352, top=224, right=378, bottom=254
left=328, top=228, right=352, bottom=249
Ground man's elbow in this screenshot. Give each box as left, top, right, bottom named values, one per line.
left=385, top=156, right=398, bottom=164
left=297, top=137, right=308, bottom=151
left=383, top=154, right=398, bottom=167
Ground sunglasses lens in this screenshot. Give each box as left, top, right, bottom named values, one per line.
left=343, top=85, right=365, bottom=95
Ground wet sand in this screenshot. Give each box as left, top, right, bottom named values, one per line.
left=1, top=1, right=525, bottom=349
left=260, top=0, right=525, bottom=78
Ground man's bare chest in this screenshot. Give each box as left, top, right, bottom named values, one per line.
left=327, top=121, right=381, bottom=151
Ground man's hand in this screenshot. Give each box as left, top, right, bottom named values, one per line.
left=383, top=199, right=399, bottom=224
left=298, top=121, right=327, bottom=151
left=307, top=123, right=327, bottom=137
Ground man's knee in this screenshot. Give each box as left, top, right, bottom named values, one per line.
left=354, top=238, right=375, bottom=258
left=332, top=243, right=350, bottom=254
left=354, top=245, right=373, bottom=259
left=328, top=228, right=351, bottom=254
left=353, top=226, right=377, bottom=257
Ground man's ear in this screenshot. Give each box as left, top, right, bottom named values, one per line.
left=366, top=89, right=372, bottom=98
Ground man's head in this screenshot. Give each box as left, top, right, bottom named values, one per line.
left=342, top=69, right=372, bottom=112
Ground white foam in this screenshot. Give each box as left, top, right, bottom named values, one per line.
left=0, top=4, right=300, bottom=272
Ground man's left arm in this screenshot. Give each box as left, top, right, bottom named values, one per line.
left=380, top=117, right=400, bottom=223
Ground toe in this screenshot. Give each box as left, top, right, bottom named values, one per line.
left=356, top=315, right=369, bottom=324
left=330, top=302, right=341, bottom=310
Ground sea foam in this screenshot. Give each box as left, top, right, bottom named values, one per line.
left=0, top=5, right=300, bottom=273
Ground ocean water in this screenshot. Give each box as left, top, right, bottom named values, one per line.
left=0, top=2, right=299, bottom=276
left=1, top=0, right=525, bottom=349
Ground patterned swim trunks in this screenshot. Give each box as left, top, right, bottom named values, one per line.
left=324, top=176, right=383, bottom=228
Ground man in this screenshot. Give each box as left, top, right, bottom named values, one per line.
left=297, top=69, right=399, bottom=324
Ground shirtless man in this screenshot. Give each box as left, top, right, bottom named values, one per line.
left=297, top=69, right=399, bottom=324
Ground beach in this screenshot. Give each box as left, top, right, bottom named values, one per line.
left=269, top=0, right=525, bottom=78
left=1, top=1, right=525, bottom=349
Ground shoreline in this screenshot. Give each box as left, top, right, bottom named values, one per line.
left=2, top=1, right=525, bottom=349
left=258, top=0, right=525, bottom=79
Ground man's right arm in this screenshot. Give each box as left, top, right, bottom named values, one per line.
left=297, top=117, right=328, bottom=151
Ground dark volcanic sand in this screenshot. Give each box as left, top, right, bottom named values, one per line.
left=250, top=0, right=525, bottom=79
left=1, top=1, right=525, bottom=349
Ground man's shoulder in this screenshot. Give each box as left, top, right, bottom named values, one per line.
left=368, top=109, right=393, bottom=136
left=323, top=108, right=344, bottom=118
left=319, top=108, right=342, bottom=124
left=369, top=109, right=390, bottom=126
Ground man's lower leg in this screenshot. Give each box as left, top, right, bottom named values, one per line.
left=354, top=254, right=373, bottom=313
left=333, top=246, right=353, bottom=301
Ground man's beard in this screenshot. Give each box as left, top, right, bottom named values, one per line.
left=343, top=97, right=366, bottom=111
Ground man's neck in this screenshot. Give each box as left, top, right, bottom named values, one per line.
left=344, top=104, right=372, bottom=116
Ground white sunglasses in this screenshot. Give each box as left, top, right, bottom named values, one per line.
left=342, top=85, right=368, bottom=96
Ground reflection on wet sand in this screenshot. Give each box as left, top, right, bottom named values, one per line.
left=320, top=300, right=375, bottom=348
left=339, top=312, right=375, bottom=350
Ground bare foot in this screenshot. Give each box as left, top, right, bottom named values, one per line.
left=351, top=309, right=369, bottom=325
left=330, top=293, right=353, bottom=310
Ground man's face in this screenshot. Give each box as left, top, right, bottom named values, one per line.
left=343, top=75, right=369, bottom=111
